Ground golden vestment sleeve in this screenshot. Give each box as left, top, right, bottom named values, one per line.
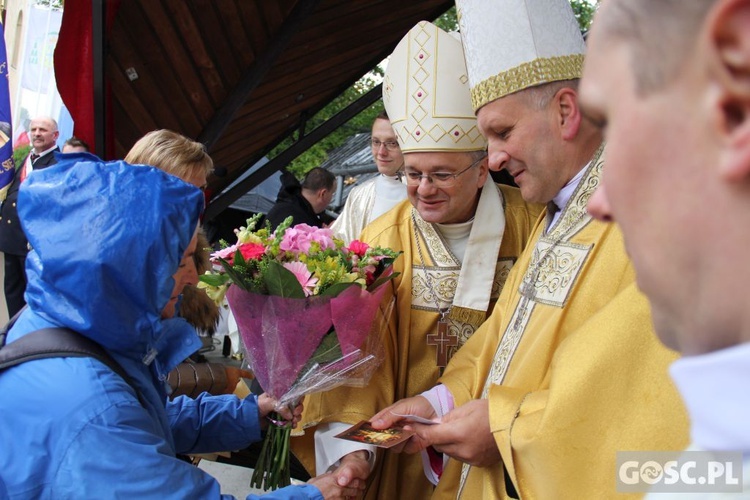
left=291, top=190, right=542, bottom=500
left=434, top=218, right=690, bottom=499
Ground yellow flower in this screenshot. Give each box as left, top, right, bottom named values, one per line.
left=196, top=280, right=228, bottom=306
left=235, top=228, right=264, bottom=245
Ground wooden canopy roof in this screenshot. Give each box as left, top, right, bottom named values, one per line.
left=94, top=0, right=453, bottom=220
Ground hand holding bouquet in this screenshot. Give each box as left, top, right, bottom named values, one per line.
left=200, top=215, right=400, bottom=490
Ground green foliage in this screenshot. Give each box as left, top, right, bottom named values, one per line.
left=12, top=146, right=30, bottom=170
left=263, top=261, right=306, bottom=299
left=569, top=0, right=597, bottom=31
left=33, top=0, right=63, bottom=9
left=269, top=72, right=385, bottom=178
left=434, top=6, right=458, bottom=32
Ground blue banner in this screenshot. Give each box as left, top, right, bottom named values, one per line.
left=0, top=18, right=14, bottom=201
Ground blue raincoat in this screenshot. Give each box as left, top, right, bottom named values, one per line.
left=0, top=156, right=322, bottom=500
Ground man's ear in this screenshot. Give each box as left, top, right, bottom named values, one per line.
left=708, top=0, right=750, bottom=181
left=556, top=88, right=582, bottom=141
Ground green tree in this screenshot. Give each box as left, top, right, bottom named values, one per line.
left=269, top=70, right=384, bottom=178
left=569, top=0, right=597, bottom=31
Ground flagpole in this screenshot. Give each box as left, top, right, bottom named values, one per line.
left=33, top=1, right=53, bottom=115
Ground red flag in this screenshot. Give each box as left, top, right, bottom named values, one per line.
left=53, top=1, right=121, bottom=157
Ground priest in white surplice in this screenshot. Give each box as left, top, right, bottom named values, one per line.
left=329, top=112, right=407, bottom=243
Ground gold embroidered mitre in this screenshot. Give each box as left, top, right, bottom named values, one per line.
left=383, top=21, right=486, bottom=153
left=456, top=0, right=586, bottom=112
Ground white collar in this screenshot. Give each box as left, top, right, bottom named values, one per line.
left=670, top=342, right=750, bottom=452
left=377, top=173, right=406, bottom=187
left=435, top=218, right=473, bottom=242
left=546, top=166, right=587, bottom=233
left=34, top=145, right=58, bottom=158
left=552, top=165, right=586, bottom=212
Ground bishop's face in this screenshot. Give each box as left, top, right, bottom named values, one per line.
left=404, top=151, right=488, bottom=225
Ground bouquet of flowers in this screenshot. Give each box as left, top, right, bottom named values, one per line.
left=199, top=215, right=400, bottom=490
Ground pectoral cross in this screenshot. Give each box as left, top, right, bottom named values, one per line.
left=427, top=310, right=458, bottom=368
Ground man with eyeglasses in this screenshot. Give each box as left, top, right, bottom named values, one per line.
left=370, top=1, right=690, bottom=499
left=292, top=21, right=541, bottom=500
left=329, top=112, right=407, bottom=242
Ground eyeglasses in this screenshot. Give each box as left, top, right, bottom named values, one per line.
left=371, top=139, right=400, bottom=151
left=403, top=155, right=486, bottom=188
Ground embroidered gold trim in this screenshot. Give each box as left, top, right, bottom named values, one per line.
left=521, top=240, right=592, bottom=308
left=470, top=55, right=585, bottom=111
left=448, top=305, right=486, bottom=328
left=412, top=208, right=455, bottom=265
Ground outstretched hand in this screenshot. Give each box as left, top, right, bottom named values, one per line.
left=370, top=396, right=437, bottom=454
left=257, top=394, right=303, bottom=430
left=410, top=399, right=501, bottom=467
left=307, top=470, right=365, bottom=500
left=370, top=395, right=436, bottom=429
left=329, top=450, right=370, bottom=491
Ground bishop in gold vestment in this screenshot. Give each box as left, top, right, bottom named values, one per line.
left=293, top=184, right=541, bottom=499
left=431, top=152, right=690, bottom=499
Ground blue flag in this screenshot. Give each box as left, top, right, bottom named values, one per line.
left=0, top=18, right=14, bottom=202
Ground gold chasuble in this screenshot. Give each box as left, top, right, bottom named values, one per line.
left=292, top=183, right=541, bottom=500
left=433, top=151, right=690, bottom=499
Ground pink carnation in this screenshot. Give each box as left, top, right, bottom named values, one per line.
left=347, top=240, right=369, bottom=257
left=283, top=261, right=318, bottom=296
left=239, top=242, right=266, bottom=261
left=211, top=243, right=241, bottom=263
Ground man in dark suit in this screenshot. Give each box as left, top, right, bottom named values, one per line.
left=266, top=167, right=335, bottom=230
left=0, top=116, right=59, bottom=317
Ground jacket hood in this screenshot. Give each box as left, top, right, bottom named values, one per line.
left=18, top=154, right=204, bottom=364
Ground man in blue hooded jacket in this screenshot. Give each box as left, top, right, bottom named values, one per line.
left=0, top=155, right=363, bottom=499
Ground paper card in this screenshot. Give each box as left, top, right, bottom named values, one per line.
left=390, top=412, right=440, bottom=425
left=334, top=420, right=415, bottom=449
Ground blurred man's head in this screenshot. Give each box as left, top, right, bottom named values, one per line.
left=125, top=129, right=214, bottom=189
left=370, top=112, right=404, bottom=177
left=301, top=167, right=335, bottom=213
left=581, top=0, right=750, bottom=354
left=62, top=136, right=90, bottom=154
left=29, top=116, right=58, bottom=154
left=384, top=21, right=488, bottom=224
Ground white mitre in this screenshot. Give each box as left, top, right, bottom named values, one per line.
left=456, top=0, right=586, bottom=112
left=382, top=20, right=486, bottom=153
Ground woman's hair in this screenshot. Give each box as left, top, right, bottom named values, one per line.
left=125, top=129, right=213, bottom=180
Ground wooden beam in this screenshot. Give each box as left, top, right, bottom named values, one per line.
left=93, top=0, right=106, bottom=157
left=203, top=83, right=382, bottom=221
left=197, top=0, right=321, bottom=150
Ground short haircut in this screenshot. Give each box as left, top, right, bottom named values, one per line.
left=520, top=79, right=580, bottom=110
left=63, top=136, right=90, bottom=152
left=301, top=167, right=335, bottom=191
left=600, top=0, right=714, bottom=96
left=124, top=129, right=213, bottom=180
left=375, top=110, right=389, bottom=121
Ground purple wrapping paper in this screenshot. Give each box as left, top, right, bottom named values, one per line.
left=226, top=281, right=389, bottom=400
